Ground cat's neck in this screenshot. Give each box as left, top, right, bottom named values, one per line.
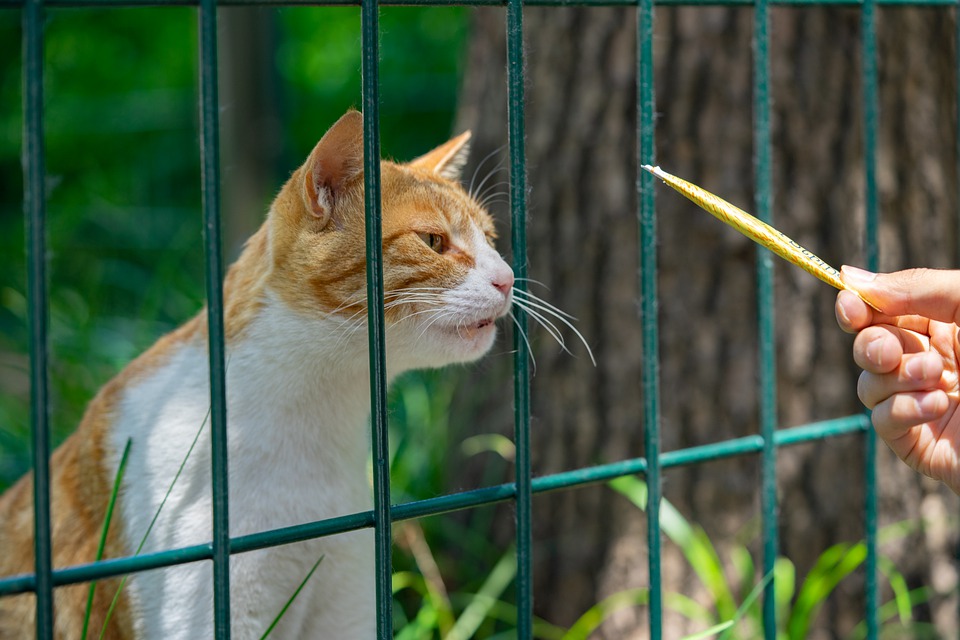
left=202, top=225, right=382, bottom=466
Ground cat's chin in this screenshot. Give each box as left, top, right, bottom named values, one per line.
left=444, top=318, right=495, bottom=341
left=430, top=318, right=500, bottom=364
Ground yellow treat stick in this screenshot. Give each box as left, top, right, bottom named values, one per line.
left=642, top=165, right=882, bottom=312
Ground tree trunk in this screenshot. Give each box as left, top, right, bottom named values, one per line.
left=455, top=7, right=960, bottom=637
left=219, top=7, right=284, bottom=258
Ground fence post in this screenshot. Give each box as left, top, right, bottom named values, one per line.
left=637, top=1, right=661, bottom=636
left=359, top=2, right=392, bottom=636
left=505, top=0, right=533, bottom=635
left=22, top=0, right=53, bottom=635
left=752, top=0, right=778, bottom=635
left=861, top=0, right=880, bottom=636
left=197, top=0, right=232, bottom=635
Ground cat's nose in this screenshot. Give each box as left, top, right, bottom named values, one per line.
left=491, top=268, right=515, bottom=297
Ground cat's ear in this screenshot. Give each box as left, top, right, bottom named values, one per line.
left=303, top=110, right=365, bottom=225
left=409, top=131, right=472, bottom=182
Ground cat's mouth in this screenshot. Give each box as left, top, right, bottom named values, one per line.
left=445, top=317, right=496, bottom=341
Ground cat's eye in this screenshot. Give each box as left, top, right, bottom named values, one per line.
left=418, top=232, right=444, bottom=254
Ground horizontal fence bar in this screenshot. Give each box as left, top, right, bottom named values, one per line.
left=0, top=0, right=956, bottom=8
left=0, top=413, right=871, bottom=597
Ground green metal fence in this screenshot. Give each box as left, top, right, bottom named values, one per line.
left=0, top=0, right=950, bottom=638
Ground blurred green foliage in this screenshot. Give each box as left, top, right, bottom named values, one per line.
left=0, top=6, right=469, bottom=488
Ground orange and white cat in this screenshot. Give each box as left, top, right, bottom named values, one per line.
left=0, top=110, right=514, bottom=639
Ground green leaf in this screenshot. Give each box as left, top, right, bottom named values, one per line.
left=445, top=547, right=517, bottom=640
left=729, top=545, right=755, bottom=602
left=716, top=569, right=773, bottom=640
left=445, top=594, right=567, bottom=640
left=683, top=621, right=735, bottom=640
left=461, top=433, right=516, bottom=462
left=259, top=554, right=325, bottom=639
left=665, top=592, right=715, bottom=624
left=609, top=476, right=736, bottom=616
left=393, top=571, right=429, bottom=596
left=82, top=437, right=132, bottom=639
left=846, top=587, right=933, bottom=640
left=773, top=556, right=796, bottom=630
left=788, top=542, right=866, bottom=639
left=562, top=588, right=649, bottom=640
left=878, top=556, right=912, bottom=624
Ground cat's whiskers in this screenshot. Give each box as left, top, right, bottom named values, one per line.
left=327, top=293, right=368, bottom=317
left=467, top=145, right=506, bottom=200
left=414, top=308, right=461, bottom=345
left=512, top=300, right=568, bottom=352
left=329, top=315, right=370, bottom=353
left=325, top=284, right=594, bottom=368
left=514, top=276, right=550, bottom=290
left=510, top=287, right=596, bottom=366
left=325, top=288, right=449, bottom=351
left=472, top=166, right=506, bottom=200
left=395, top=307, right=450, bottom=326
left=512, top=288, right=578, bottom=321
left=478, top=194, right=510, bottom=211
left=508, top=311, right=537, bottom=372
left=383, top=291, right=447, bottom=315
left=476, top=183, right=510, bottom=207
left=385, top=288, right=453, bottom=345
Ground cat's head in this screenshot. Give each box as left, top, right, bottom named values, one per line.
left=266, top=110, right=514, bottom=369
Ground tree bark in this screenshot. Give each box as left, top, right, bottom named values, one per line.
left=455, top=7, right=960, bottom=636
left=219, top=8, right=284, bottom=258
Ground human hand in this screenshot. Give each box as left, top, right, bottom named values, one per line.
left=835, top=266, right=960, bottom=494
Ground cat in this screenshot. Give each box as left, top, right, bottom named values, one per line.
left=0, top=109, right=515, bottom=639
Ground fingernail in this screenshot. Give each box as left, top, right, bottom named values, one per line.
left=841, top=265, right=877, bottom=284
left=835, top=297, right=851, bottom=325
left=918, top=392, right=946, bottom=418
left=865, top=336, right=885, bottom=369
left=904, top=354, right=930, bottom=381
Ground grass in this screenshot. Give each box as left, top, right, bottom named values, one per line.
left=81, top=437, right=131, bottom=640
left=609, top=475, right=936, bottom=639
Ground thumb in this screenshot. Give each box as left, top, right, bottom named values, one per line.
left=841, top=266, right=960, bottom=324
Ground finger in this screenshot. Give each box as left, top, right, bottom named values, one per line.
left=852, top=326, right=902, bottom=373
left=841, top=266, right=960, bottom=325
left=852, top=323, right=933, bottom=373
left=835, top=281, right=926, bottom=333
left=856, top=351, right=944, bottom=408
left=870, top=389, right=949, bottom=440
left=836, top=289, right=872, bottom=333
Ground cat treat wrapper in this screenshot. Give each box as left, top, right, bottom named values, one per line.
left=642, top=165, right=882, bottom=312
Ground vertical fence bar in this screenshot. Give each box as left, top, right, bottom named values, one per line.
left=198, top=0, right=231, bottom=635
left=359, top=2, right=392, bottom=636
left=752, top=0, right=778, bottom=635
left=637, top=0, right=661, bottom=636
left=22, top=0, right=53, bottom=635
left=505, top=0, right=532, bottom=635
left=861, top=0, right=879, bottom=636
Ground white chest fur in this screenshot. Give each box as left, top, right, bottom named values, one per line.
left=108, top=296, right=379, bottom=639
